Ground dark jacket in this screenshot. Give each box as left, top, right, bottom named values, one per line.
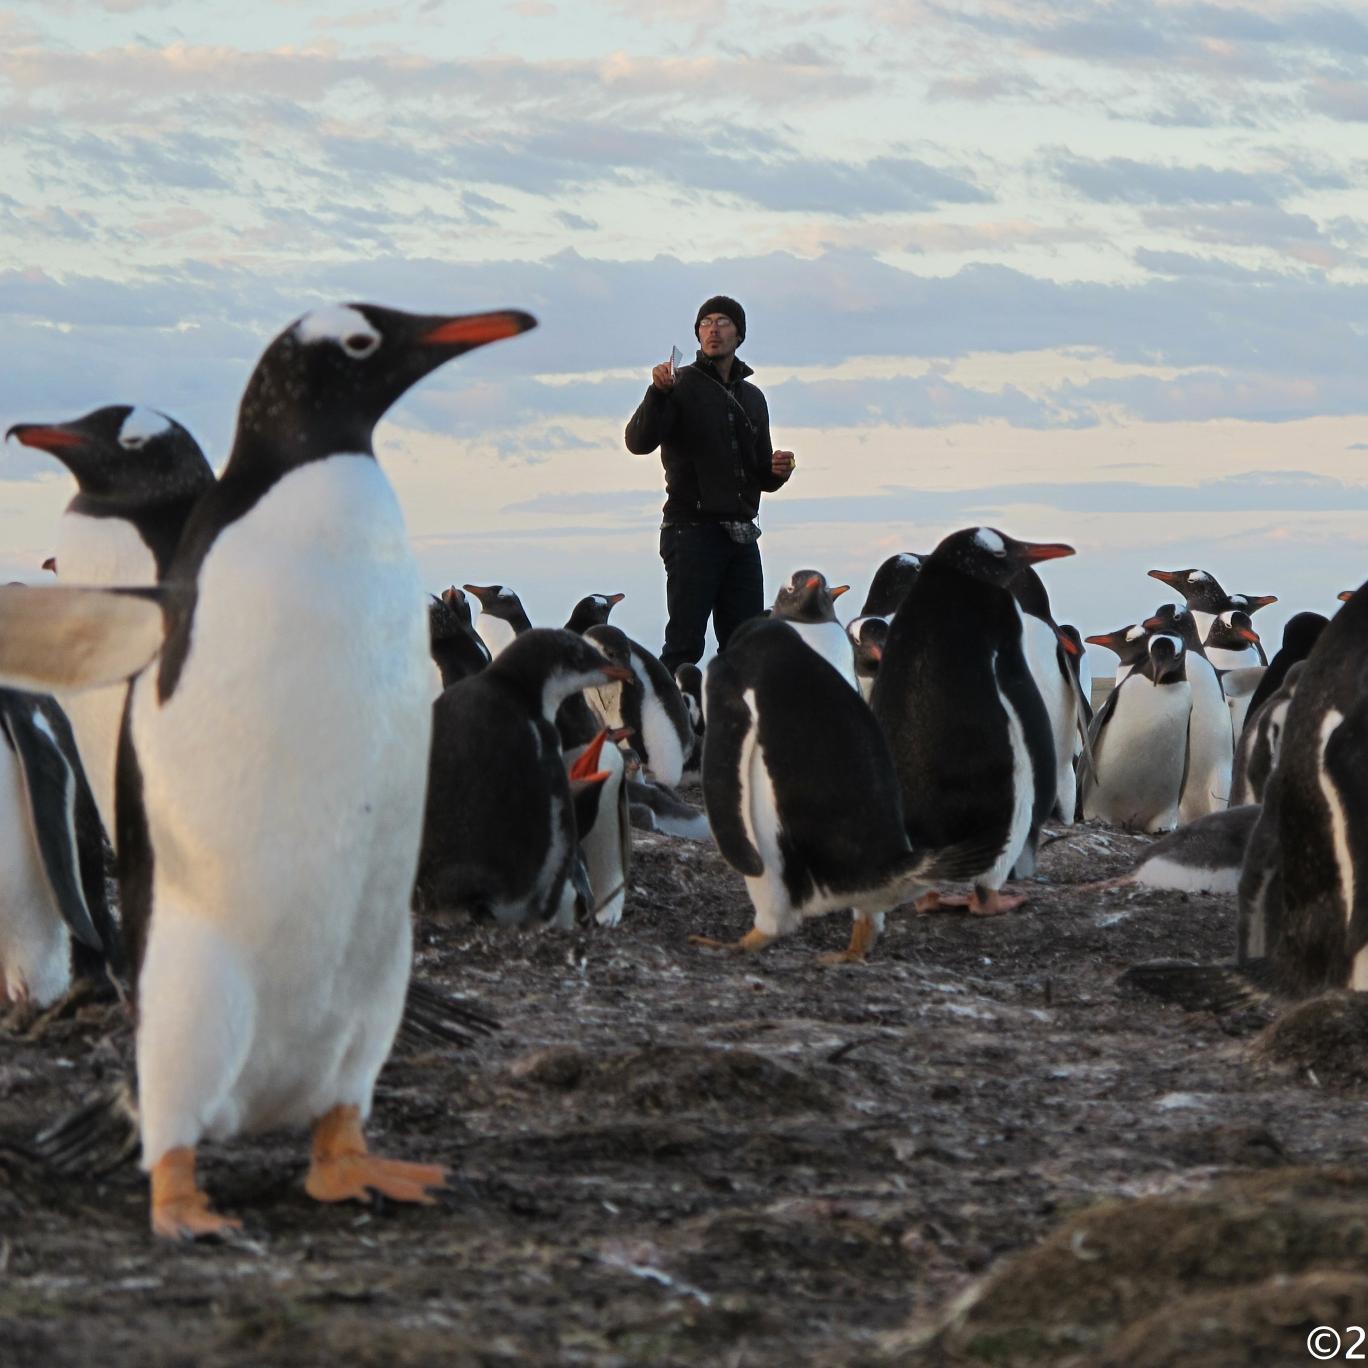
left=624, top=352, right=788, bottom=523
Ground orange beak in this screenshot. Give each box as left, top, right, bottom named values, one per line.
left=421, top=310, right=537, bottom=348
left=1021, top=542, right=1075, bottom=564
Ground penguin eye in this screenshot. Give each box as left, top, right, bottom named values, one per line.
left=342, top=332, right=379, bottom=358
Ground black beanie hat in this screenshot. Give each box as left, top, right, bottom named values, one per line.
left=695, top=295, right=746, bottom=345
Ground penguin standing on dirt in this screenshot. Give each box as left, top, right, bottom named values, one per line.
left=0, top=690, right=110, bottom=1008
left=584, top=625, right=694, bottom=787
left=6, top=407, right=214, bottom=836
left=417, top=628, right=632, bottom=928
left=464, top=583, right=533, bottom=658
left=0, top=303, right=538, bottom=1237
left=693, top=617, right=992, bottom=960
left=771, top=569, right=858, bottom=691
left=1080, top=633, right=1191, bottom=833
left=871, top=527, right=1066, bottom=916
left=1142, top=604, right=1234, bottom=821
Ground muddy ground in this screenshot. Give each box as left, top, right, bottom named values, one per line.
left=3, top=795, right=1366, bottom=1366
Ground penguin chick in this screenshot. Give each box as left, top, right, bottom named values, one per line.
left=771, top=568, right=858, bottom=691
left=693, top=617, right=996, bottom=961
left=463, top=582, right=533, bottom=659
left=417, top=629, right=633, bottom=928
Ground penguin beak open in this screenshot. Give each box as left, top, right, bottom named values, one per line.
left=569, top=730, right=612, bottom=783
left=6, top=423, right=88, bottom=454
left=421, top=310, right=538, bottom=353
left=1019, top=542, right=1074, bottom=565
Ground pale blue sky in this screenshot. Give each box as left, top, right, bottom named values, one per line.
left=2, top=0, right=1365, bottom=655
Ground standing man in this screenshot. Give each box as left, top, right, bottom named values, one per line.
left=625, top=295, right=796, bottom=672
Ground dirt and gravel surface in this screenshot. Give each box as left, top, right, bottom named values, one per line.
left=3, top=794, right=1367, bottom=1367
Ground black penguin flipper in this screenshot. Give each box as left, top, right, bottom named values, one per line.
left=32, top=1077, right=140, bottom=1174
left=903, top=831, right=1010, bottom=887
left=0, top=690, right=103, bottom=952
left=395, top=976, right=500, bottom=1050
left=1115, top=959, right=1274, bottom=1014
left=700, top=659, right=764, bottom=877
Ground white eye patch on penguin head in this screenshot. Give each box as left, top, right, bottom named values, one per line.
left=117, top=407, right=173, bottom=451
left=294, top=305, right=382, bottom=359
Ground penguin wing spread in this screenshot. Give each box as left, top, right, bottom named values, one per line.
left=0, top=584, right=168, bottom=694
left=0, top=690, right=103, bottom=951
left=700, top=661, right=764, bottom=877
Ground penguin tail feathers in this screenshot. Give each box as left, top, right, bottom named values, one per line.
left=901, top=833, right=1007, bottom=888
left=32, top=1076, right=139, bottom=1175
left=396, top=975, right=501, bottom=1052
left=1116, top=958, right=1274, bottom=1014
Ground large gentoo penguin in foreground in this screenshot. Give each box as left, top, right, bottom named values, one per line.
left=1080, top=633, right=1191, bottom=833
left=583, top=625, right=693, bottom=787
left=1142, top=604, right=1233, bottom=822
left=464, top=582, right=533, bottom=658
left=0, top=303, right=537, bottom=1237
left=6, top=407, right=214, bottom=836
left=0, top=689, right=111, bottom=1006
left=871, top=527, right=1065, bottom=916
left=860, top=552, right=923, bottom=617
left=771, top=569, right=858, bottom=691
left=694, top=617, right=993, bottom=960
left=417, top=629, right=631, bottom=927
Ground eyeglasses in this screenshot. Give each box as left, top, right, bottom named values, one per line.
left=697, top=315, right=735, bottom=332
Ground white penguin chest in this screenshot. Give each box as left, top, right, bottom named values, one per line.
left=55, top=510, right=157, bottom=587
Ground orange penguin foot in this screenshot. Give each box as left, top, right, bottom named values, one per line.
left=914, top=890, right=944, bottom=914
left=150, top=1146, right=243, bottom=1240
left=689, top=928, right=775, bottom=954
left=968, top=887, right=1027, bottom=916
left=304, top=1104, right=448, bottom=1205
left=819, top=916, right=879, bottom=966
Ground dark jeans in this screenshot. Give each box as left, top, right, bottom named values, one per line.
left=659, top=522, right=764, bottom=672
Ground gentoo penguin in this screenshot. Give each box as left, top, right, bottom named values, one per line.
left=0, top=689, right=109, bottom=1007
left=1244, top=611, right=1327, bottom=721
left=583, top=625, right=693, bottom=788
left=416, top=629, right=631, bottom=928
left=563, top=727, right=631, bottom=927
left=6, top=407, right=214, bottom=837
left=1080, top=633, right=1191, bottom=833
left=771, top=569, right=858, bottom=691
left=674, top=662, right=705, bottom=767
left=429, top=586, right=490, bottom=688
left=1058, top=625, right=1092, bottom=723
left=871, top=526, right=1065, bottom=916
left=860, top=552, right=923, bottom=617
left=1143, top=603, right=1233, bottom=822
left=1204, top=609, right=1265, bottom=671
left=1148, top=567, right=1277, bottom=641
left=1232, top=661, right=1303, bottom=806
left=693, top=617, right=992, bottom=959
left=845, top=616, right=888, bottom=702
left=464, top=582, right=532, bottom=658
left=1237, top=580, right=1368, bottom=995
left=1009, top=566, right=1087, bottom=825
left=1085, top=623, right=1149, bottom=688
left=0, top=303, right=537, bottom=1237
left=564, top=592, right=624, bottom=634
left=1084, top=806, right=1260, bottom=896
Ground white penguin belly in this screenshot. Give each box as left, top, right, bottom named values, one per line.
left=1021, top=613, right=1077, bottom=824
left=637, top=670, right=685, bottom=787
left=132, top=457, right=430, bottom=1161
left=790, top=621, right=859, bottom=692
left=476, top=614, right=517, bottom=659
left=1181, top=657, right=1234, bottom=822
left=55, top=512, right=159, bottom=836
left=981, top=678, right=1035, bottom=891
left=1085, top=678, right=1190, bottom=832
left=580, top=744, right=626, bottom=927
left=0, top=741, right=71, bottom=1007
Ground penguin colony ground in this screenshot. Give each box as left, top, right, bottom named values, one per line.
left=3, top=308, right=1368, bottom=1364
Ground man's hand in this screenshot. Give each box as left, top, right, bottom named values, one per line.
left=651, top=361, right=676, bottom=392
left=772, top=449, right=796, bottom=478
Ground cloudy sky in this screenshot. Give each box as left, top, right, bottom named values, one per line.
left=2, top=0, right=1365, bottom=663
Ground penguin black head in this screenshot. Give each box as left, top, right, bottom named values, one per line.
left=1146, top=567, right=1227, bottom=612
left=1205, top=610, right=1260, bottom=653
left=773, top=569, right=849, bottom=623
left=234, top=304, right=536, bottom=470
left=1084, top=622, right=1148, bottom=661
left=860, top=551, right=923, bottom=617
left=493, top=627, right=634, bottom=720
left=1142, top=602, right=1202, bottom=649
left=847, top=615, right=888, bottom=676
left=565, top=592, right=625, bottom=633
left=583, top=624, right=633, bottom=674
left=930, top=526, right=1074, bottom=588
left=1226, top=592, right=1278, bottom=615
left=463, top=583, right=527, bottom=622
left=434, top=585, right=475, bottom=630
left=1142, top=632, right=1187, bottom=684
left=1279, top=612, right=1329, bottom=658
left=7, top=405, right=213, bottom=506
